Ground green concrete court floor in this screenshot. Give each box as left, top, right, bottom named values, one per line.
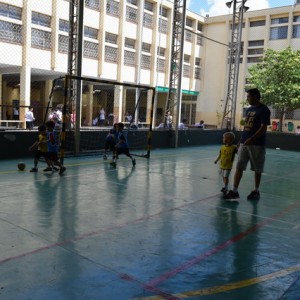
left=1, top=145, right=300, bottom=300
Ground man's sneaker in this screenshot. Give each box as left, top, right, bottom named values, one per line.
left=43, top=167, right=52, bottom=172
left=110, top=161, right=116, bottom=168
left=30, top=168, right=38, bottom=172
left=220, top=187, right=227, bottom=194
left=103, top=154, right=107, bottom=160
left=223, top=190, right=240, bottom=201
left=247, top=190, right=260, bottom=200
left=132, top=158, right=136, bottom=166
left=59, top=166, right=66, bottom=175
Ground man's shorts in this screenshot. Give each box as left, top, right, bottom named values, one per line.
left=34, top=150, right=47, bottom=159
left=236, top=144, right=266, bottom=173
left=116, top=148, right=130, bottom=156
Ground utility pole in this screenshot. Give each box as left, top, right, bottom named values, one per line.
left=165, top=0, right=186, bottom=147
left=222, top=0, right=249, bottom=130
left=67, top=0, right=84, bottom=154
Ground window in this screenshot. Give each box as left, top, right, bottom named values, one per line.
left=195, top=57, right=201, bottom=66
left=293, top=15, right=300, bottom=22
left=248, top=40, right=264, bottom=47
left=185, top=30, right=192, bottom=42
left=271, top=17, right=288, bottom=24
left=31, top=28, right=51, bottom=49
left=106, top=0, right=120, bottom=17
left=142, top=42, right=151, bottom=53
left=85, top=0, right=100, bottom=10
left=230, top=22, right=245, bottom=30
left=184, top=54, right=190, bottom=64
left=157, top=58, right=165, bottom=72
left=59, top=19, right=69, bottom=32
left=195, top=67, right=200, bottom=79
left=0, top=3, right=22, bottom=20
left=0, top=20, right=22, bottom=44
left=248, top=48, right=263, bottom=55
left=144, top=1, right=153, bottom=12
left=126, top=6, right=137, bottom=23
left=158, top=18, right=167, bottom=33
left=105, top=45, right=118, bottom=62
left=143, top=13, right=153, bottom=28
left=124, top=50, right=135, bottom=66
left=127, top=0, right=138, bottom=5
left=160, top=7, right=168, bottom=18
left=58, top=34, right=68, bottom=53
left=84, top=26, right=98, bottom=39
left=84, top=41, right=98, bottom=59
left=197, top=35, right=203, bottom=45
left=32, top=12, right=51, bottom=27
left=292, top=25, right=300, bottom=38
left=183, top=65, right=190, bottom=77
left=157, top=47, right=165, bottom=57
left=197, top=22, right=203, bottom=32
left=247, top=57, right=262, bottom=63
left=141, top=54, right=151, bottom=69
left=105, top=32, right=118, bottom=44
left=250, top=20, right=266, bottom=27
left=125, top=37, right=135, bottom=49
left=186, top=18, right=193, bottom=28
left=270, top=26, right=288, bottom=40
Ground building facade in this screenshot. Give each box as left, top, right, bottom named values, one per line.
left=0, top=1, right=300, bottom=130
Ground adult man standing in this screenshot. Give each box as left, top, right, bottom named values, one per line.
left=224, top=88, right=271, bottom=201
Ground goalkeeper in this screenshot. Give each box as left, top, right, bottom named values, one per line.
left=110, top=122, right=136, bottom=168
left=103, top=123, right=118, bottom=160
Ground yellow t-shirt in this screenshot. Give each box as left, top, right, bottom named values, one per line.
left=219, top=144, right=237, bottom=170
left=38, top=134, right=47, bottom=153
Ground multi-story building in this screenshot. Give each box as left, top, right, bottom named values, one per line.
left=0, top=1, right=300, bottom=129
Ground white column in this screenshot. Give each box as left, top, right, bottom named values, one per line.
left=114, top=85, right=123, bottom=124
left=0, top=74, right=2, bottom=119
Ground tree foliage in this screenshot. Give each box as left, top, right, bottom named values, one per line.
left=247, top=47, right=300, bottom=131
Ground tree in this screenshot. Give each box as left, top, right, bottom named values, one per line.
left=247, top=47, right=300, bottom=132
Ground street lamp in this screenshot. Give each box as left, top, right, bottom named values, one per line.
left=222, top=0, right=249, bottom=131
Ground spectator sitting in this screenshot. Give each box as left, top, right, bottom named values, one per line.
left=178, top=118, right=188, bottom=129
left=296, top=126, right=300, bottom=135
left=197, top=120, right=205, bottom=129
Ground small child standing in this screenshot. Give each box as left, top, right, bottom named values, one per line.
left=214, top=132, right=237, bottom=195
left=110, top=122, right=136, bottom=168
left=29, top=124, right=52, bottom=172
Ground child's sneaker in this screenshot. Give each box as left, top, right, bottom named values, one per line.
left=52, top=166, right=59, bottom=171
left=103, top=154, right=107, bottom=160
left=43, top=167, right=52, bottom=172
left=220, top=187, right=227, bottom=194
left=59, top=166, right=66, bottom=175
left=223, top=190, right=239, bottom=201
left=132, top=158, right=136, bottom=166
left=247, top=190, right=260, bottom=200
left=30, top=168, right=38, bottom=172
left=110, top=161, right=116, bottom=168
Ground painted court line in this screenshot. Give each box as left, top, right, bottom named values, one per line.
left=145, top=200, right=300, bottom=288
left=135, top=264, right=300, bottom=299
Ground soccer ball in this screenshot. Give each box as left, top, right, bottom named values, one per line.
left=18, top=162, right=26, bottom=171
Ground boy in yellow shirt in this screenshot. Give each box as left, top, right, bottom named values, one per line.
left=214, top=132, right=237, bottom=196
left=29, top=124, right=52, bottom=172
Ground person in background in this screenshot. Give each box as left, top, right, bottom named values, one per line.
left=99, top=107, right=106, bottom=126
left=198, top=120, right=205, bottom=129
left=166, top=111, right=173, bottom=129
left=25, top=107, right=35, bottom=130
left=178, top=118, right=188, bottom=129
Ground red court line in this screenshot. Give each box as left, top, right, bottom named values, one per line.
left=146, top=200, right=300, bottom=288
left=0, top=194, right=218, bottom=265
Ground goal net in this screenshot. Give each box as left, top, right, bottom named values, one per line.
left=46, top=75, right=155, bottom=161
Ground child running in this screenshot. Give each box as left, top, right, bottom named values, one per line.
left=45, top=120, right=66, bottom=175
left=214, top=132, right=237, bottom=195
left=110, top=122, right=136, bottom=168
left=29, top=124, right=53, bottom=172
